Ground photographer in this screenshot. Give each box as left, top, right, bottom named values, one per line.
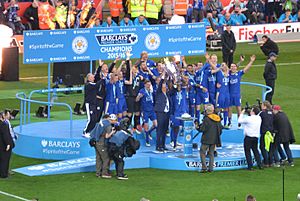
left=238, top=106, right=263, bottom=170
left=90, top=114, right=117, bottom=179
left=197, top=104, right=222, bottom=173
left=108, top=118, right=139, bottom=180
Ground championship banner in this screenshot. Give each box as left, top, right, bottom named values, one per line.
left=230, top=22, right=300, bottom=42
left=23, top=23, right=206, bottom=64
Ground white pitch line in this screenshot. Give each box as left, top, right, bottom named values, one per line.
left=0, top=190, right=32, bottom=201
left=20, top=76, right=51, bottom=80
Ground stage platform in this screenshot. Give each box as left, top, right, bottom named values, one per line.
left=13, top=117, right=300, bottom=176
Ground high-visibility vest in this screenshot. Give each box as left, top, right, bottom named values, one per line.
left=109, top=0, right=124, bottom=17
left=174, top=0, right=188, bottom=16
left=130, top=0, right=145, bottom=18
left=38, top=1, right=56, bottom=30
left=145, top=0, right=162, bottom=19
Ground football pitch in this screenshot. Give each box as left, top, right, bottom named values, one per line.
left=0, top=42, right=299, bottom=201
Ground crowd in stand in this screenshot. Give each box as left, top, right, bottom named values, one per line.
left=1, top=0, right=300, bottom=34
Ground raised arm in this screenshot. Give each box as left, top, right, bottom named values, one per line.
left=243, top=55, right=256, bottom=74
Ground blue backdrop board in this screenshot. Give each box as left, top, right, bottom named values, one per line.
left=23, top=23, right=206, bottom=64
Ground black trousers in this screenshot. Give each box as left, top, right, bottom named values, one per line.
left=0, top=149, right=11, bottom=178
left=265, top=79, right=275, bottom=104
left=156, top=112, right=169, bottom=149
left=244, top=136, right=262, bottom=169
left=222, top=51, right=234, bottom=68
left=110, top=148, right=125, bottom=177
left=83, top=103, right=98, bottom=134
left=96, top=98, right=104, bottom=122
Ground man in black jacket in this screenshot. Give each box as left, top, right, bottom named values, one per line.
left=197, top=104, right=222, bottom=173
left=263, top=52, right=277, bottom=104
left=260, top=35, right=279, bottom=57
left=23, top=1, right=39, bottom=30
left=0, top=112, right=15, bottom=179
left=273, top=105, right=295, bottom=166
left=221, top=24, right=236, bottom=68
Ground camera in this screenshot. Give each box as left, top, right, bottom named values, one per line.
left=243, top=102, right=252, bottom=116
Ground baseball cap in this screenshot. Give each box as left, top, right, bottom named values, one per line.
left=109, top=114, right=117, bottom=121
left=273, top=105, right=281, bottom=111
left=269, top=52, right=278, bottom=58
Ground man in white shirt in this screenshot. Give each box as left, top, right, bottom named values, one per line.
left=238, top=106, right=263, bottom=170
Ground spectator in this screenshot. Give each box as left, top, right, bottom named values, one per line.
left=278, top=8, right=293, bottom=22
left=246, top=0, right=265, bottom=24
left=187, top=0, right=204, bottom=23
left=53, top=0, right=67, bottom=29
left=174, top=0, right=188, bottom=19
left=5, top=0, right=25, bottom=34
left=263, top=52, right=277, bottom=104
left=130, top=0, right=145, bottom=20
left=0, top=0, right=6, bottom=24
left=231, top=5, right=247, bottom=25
left=23, top=0, right=39, bottom=30
left=206, top=0, right=223, bottom=14
left=203, top=11, right=218, bottom=28
left=145, top=0, right=162, bottom=24
left=197, top=104, right=222, bottom=173
left=119, top=14, right=134, bottom=26
left=238, top=106, right=263, bottom=170
left=221, top=24, right=236, bottom=67
left=134, top=14, right=149, bottom=25
left=108, top=0, right=123, bottom=24
left=293, top=9, right=300, bottom=22
left=273, top=105, right=295, bottom=167
left=260, top=35, right=279, bottom=57
left=265, top=0, right=275, bottom=23
left=93, top=18, right=101, bottom=27
left=162, top=0, right=173, bottom=21
left=102, top=16, right=118, bottom=27
left=219, top=12, right=237, bottom=25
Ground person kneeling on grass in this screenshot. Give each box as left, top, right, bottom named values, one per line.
left=108, top=118, right=140, bottom=180
left=196, top=104, right=222, bottom=173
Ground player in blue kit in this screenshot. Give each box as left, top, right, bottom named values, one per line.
left=184, top=64, right=196, bottom=118
left=228, top=55, right=256, bottom=128
left=116, top=55, right=133, bottom=121
left=136, top=80, right=157, bottom=147
left=105, top=73, right=119, bottom=115
left=170, top=82, right=189, bottom=150
left=216, top=63, right=230, bottom=128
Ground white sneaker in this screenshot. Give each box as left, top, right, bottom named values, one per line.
left=170, top=141, right=174, bottom=147
left=176, top=142, right=183, bottom=147
left=82, top=133, right=90, bottom=138
left=149, top=134, right=153, bottom=140
left=146, top=142, right=151, bottom=147
left=238, top=125, right=242, bottom=130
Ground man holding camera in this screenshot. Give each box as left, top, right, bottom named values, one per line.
left=238, top=106, right=263, bottom=170
left=90, top=114, right=117, bottom=179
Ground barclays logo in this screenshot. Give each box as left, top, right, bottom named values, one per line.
left=40, top=140, right=80, bottom=148
left=41, top=139, right=48, bottom=147
left=95, top=33, right=138, bottom=46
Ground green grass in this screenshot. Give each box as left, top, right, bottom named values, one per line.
left=0, top=42, right=299, bottom=201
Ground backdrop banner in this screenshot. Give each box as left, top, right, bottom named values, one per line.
left=23, top=23, right=206, bottom=64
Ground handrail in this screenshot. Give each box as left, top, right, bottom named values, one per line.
left=16, top=92, right=74, bottom=137
left=27, top=86, right=84, bottom=123
left=241, top=82, right=272, bottom=101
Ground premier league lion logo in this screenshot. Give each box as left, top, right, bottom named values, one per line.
left=72, top=36, right=88, bottom=54
left=145, top=32, right=160, bottom=51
